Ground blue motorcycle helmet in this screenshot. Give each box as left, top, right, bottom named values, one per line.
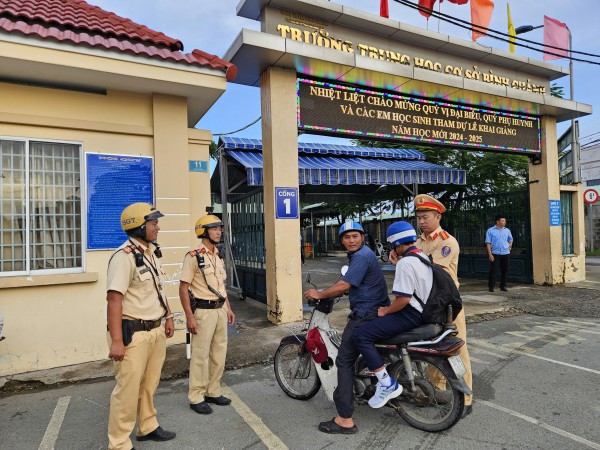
left=338, top=220, right=365, bottom=239
left=386, top=221, right=417, bottom=249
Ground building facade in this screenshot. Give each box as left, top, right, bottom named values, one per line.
left=0, top=0, right=235, bottom=376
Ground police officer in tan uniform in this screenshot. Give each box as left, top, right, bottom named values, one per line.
left=106, top=202, right=175, bottom=450
left=412, top=194, right=473, bottom=417
left=179, top=214, right=235, bottom=415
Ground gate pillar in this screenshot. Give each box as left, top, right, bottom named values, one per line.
left=260, top=67, right=303, bottom=323
left=529, top=116, right=585, bottom=284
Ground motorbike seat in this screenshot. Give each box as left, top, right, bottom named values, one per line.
left=376, top=324, right=442, bottom=345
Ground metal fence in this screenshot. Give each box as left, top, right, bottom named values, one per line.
left=443, top=190, right=533, bottom=283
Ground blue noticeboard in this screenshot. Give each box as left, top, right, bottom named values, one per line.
left=549, top=200, right=561, bottom=226
left=86, top=153, right=154, bottom=250
left=275, top=187, right=299, bottom=219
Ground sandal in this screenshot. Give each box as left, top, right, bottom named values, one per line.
left=318, top=418, right=358, bottom=434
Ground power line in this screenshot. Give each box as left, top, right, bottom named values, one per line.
left=396, top=0, right=600, bottom=58
left=213, top=116, right=261, bottom=136
left=393, top=0, right=600, bottom=65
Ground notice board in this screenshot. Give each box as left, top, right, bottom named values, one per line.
left=86, top=153, right=154, bottom=250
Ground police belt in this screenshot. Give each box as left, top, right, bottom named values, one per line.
left=128, top=319, right=162, bottom=332
left=192, top=298, right=225, bottom=309
left=107, top=319, right=162, bottom=332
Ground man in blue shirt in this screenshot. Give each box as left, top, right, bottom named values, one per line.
left=304, top=220, right=389, bottom=434
left=485, top=215, right=513, bottom=292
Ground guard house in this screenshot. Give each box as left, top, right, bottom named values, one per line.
left=0, top=0, right=235, bottom=376
left=212, top=136, right=466, bottom=303
left=223, top=0, right=592, bottom=324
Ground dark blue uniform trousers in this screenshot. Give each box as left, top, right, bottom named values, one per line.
left=333, top=314, right=376, bottom=419
left=353, top=305, right=423, bottom=371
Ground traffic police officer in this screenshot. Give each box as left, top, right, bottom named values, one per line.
left=412, top=194, right=473, bottom=417
left=179, top=214, right=235, bottom=415
left=106, top=202, right=175, bottom=449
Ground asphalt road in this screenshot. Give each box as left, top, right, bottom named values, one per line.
left=1, top=314, right=600, bottom=450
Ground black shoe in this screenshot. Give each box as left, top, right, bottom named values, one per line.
left=190, top=401, right=213, bottom=414
left=136, top=426, right=176, bottom=442
left=488, top=288, right=494, bottom=292
left=461, top=405, right=473, bottom=419
left=205, top=395, right=231, bottom=406
left=500, top=287, right=508, bottom=292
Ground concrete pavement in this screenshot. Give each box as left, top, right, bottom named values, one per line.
left=1, top=254, right=599, bottom=393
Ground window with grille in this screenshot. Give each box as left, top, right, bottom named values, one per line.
left=1, top=138, right=82, bottom=275
left=560, top=192, right=574, bottom=255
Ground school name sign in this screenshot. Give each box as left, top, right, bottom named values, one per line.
left=297, top=78, right=541, bottom=155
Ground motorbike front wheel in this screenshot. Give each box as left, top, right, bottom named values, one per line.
left=389, top=354, right=464, bottom=432
left=380, top=251, right=389, bottom=263
left=274, top=342, right=321, bottom=400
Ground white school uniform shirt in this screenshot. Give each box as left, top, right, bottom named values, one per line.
left=391, top=249, right=433, bottom=313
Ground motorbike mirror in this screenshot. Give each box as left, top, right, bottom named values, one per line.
left=341, top=265, right=349, bottom=276
left=306, top=273, right=317, bottom=289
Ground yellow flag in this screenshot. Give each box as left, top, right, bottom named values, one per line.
left=507, top=3, right=516, bottom=53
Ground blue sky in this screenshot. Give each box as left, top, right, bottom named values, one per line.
left=91, top=0, right=600, bottom=151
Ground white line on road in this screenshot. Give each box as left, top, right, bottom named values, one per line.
left=563, top=319, right=600, bottom=326
left=471, top=339, right=600, bottom=375
left=38, top=396, right=71, bottom=450
left=221, top=385, right=288, bottom=450
left=470, top=347, right=511, bottom=361
left=468, top=356, right=491, bottom=365
left=479, top=400, right=600, bottom=449
left=544, top=321, right=600, bottom=335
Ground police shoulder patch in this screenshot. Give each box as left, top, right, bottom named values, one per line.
left=441, top=245, right=451, bottom=257
left=122, top=245, right=136, bottom=254
left=440, top=231, right=449, bottom=240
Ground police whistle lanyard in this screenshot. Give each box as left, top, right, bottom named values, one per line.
left=129, top=239, right=169, bottom=316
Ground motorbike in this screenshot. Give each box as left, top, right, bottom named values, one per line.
left=375, top=239, right=389, bottom=262
left=273, top=271, right=471, bottom=432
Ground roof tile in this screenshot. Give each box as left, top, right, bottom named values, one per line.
left=0, top=0, right=237, bottom=80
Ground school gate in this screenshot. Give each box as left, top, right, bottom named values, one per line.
left=223, top=0, right=591, bottom=323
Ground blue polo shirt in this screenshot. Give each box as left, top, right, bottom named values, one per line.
left=485, top=225, right=513, bottom=255
left=341, top=245, right=389, bottom=316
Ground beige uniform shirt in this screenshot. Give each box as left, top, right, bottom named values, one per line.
left=416, top=226, right=460, bottom=288
left=180, top=242, right=227, bottom=301
left=107, top=238, right=166, bottom=320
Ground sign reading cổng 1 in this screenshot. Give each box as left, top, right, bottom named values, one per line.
left=297, top=78, right=541, bottom=155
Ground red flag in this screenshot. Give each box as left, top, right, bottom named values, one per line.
left=471, top=0, right=494, bottom=41
left=418, top=0, right=437, bottom=19
left=543, top=15, right=570, bottom=61
left=380, top=0, right=389, bottom=18
left=447, top=0, right=468, bottom=4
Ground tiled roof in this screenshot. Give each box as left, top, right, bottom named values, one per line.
left=0, top=0, right=237, bottom=81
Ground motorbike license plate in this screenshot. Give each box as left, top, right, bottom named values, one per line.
left=448, top=356, right=467, bottom=378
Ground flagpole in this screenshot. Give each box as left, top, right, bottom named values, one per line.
left=569, top=28, right=581, bottom=184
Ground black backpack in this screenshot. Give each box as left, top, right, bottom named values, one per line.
left=404, top=253, right=462, bottom=324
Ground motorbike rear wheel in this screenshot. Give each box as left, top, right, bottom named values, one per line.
left=380, top=251, right=389, bottom=263
left=389, top=354, right=464, bottom=432
left=274, top=342, right=321, bottom=400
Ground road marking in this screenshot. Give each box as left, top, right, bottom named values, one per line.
left=221, top=385, right=288, bottom=450
left=471, top=339, right=600, bottom=375
left=479, top=400, right=600, bottom=449
left=470, top=347, right=509, bottom=361
left=544, top=321, right=600, bottom=335
left=468, top=356, right=491, bottom=365
left=563, top=319, right=600, bottom=327
left=38, top=396, right=70, bottom=450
